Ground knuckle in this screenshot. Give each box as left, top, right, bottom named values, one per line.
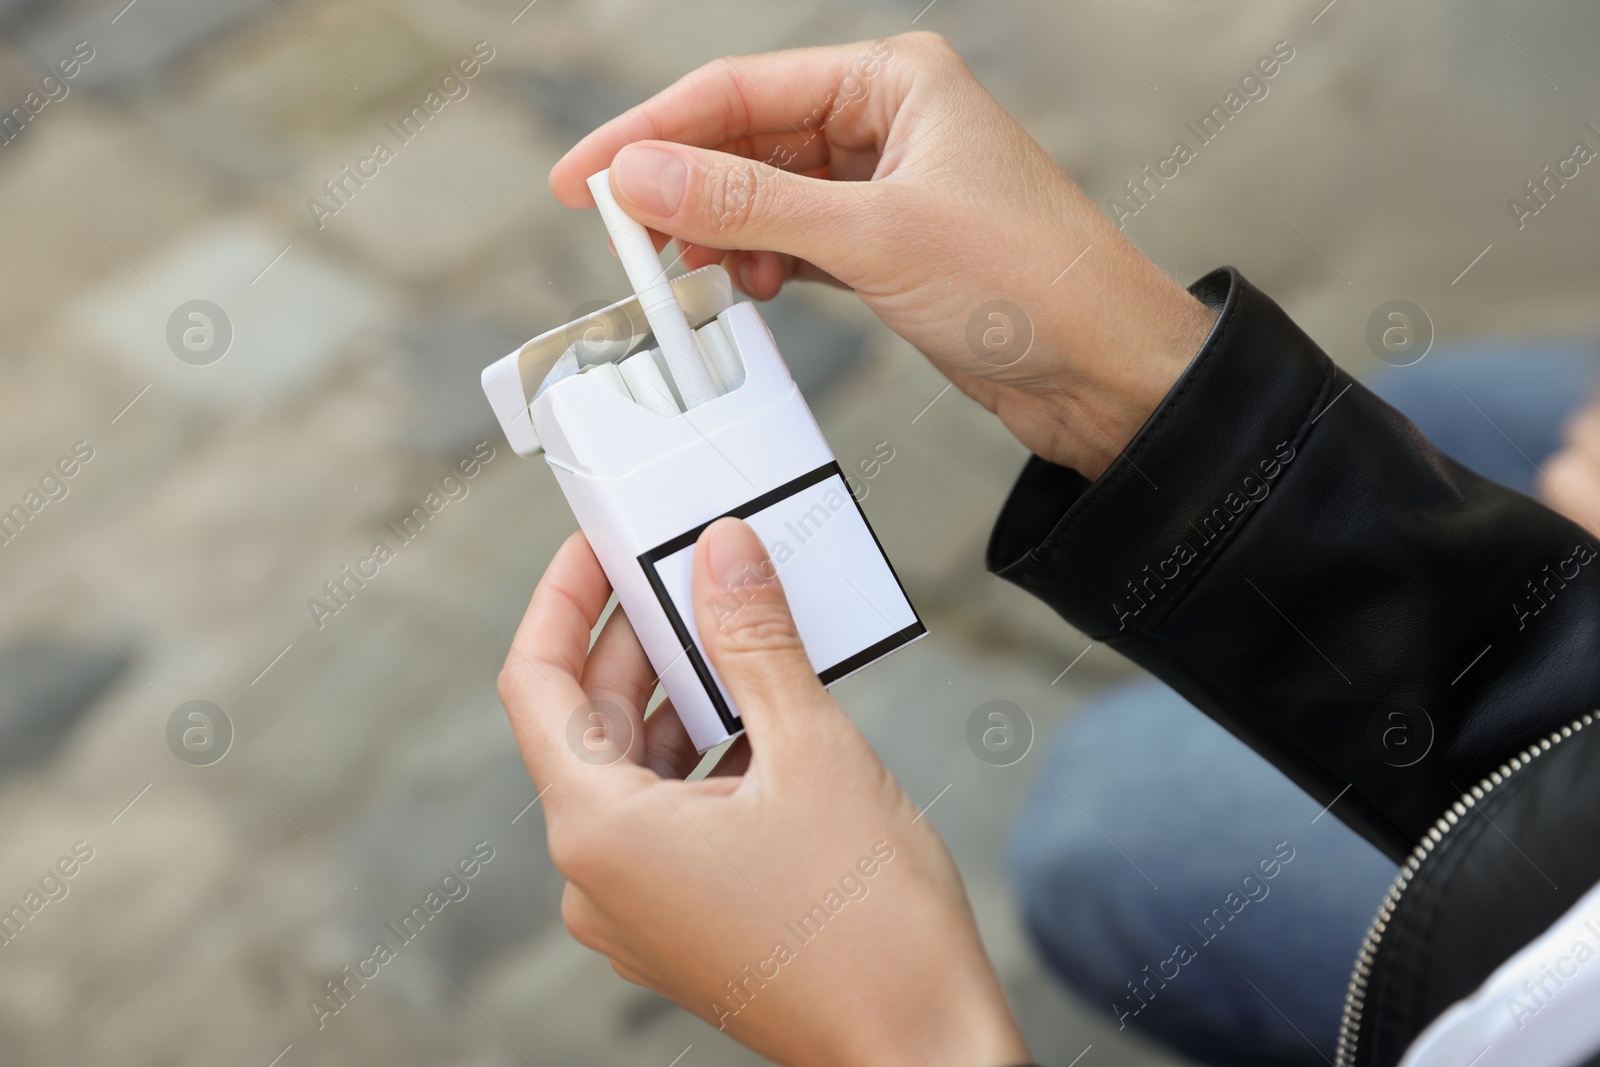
left=546, top=821, right=595, bottom=880
left=560, top=885, right=603, bottom=949
left=547, top=801, right=628, bottom=882
left=495, top=662, right=521, bottom=707
left=717, top=598, right=803, bottom=658
left=702, top=158, right=771, bottom=234
left=642, top=729, right=694, bottom=778
left=898, top=30, right=962, bottom=66
left=611, top=957, right=657, bottom=990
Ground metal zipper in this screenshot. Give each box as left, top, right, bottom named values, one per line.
left=1334, top=711, right=1596, bottom=1067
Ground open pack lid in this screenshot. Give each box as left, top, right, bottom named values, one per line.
left=481, top=265, right=736, bottom=457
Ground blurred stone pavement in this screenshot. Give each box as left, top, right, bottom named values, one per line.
left=0, top=0, right=1595, bottom=1064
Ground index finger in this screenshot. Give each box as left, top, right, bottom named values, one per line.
left=498, top=530, right=616, bottom=789
left=549, top=37, right=901, bottom=207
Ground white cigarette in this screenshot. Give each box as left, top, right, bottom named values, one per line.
left=580, top=360, right=632, bottom=401
left=618, top=350, right=682, bottom=417
left=694, top=319, right=744, bottom=393
left=587, top=169, right=720, bottom=409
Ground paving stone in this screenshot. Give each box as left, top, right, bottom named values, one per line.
left=500, top=67, right=649, bottom=144
left=394, top=313, right=522, bottom=455
left=420, top=226, right=585, bottom=344
left=0, top=639, right=124, bottom=777
left=138, top=5, right=453, bottom=180
left=298, top=99, right=555, bottom=281
left=19, top=0, right=267, bottom=91
left=0, top=0, right=46, bottom=25
left=553, top=0, right=824, bottom=89
left=64, top=219, right=395, bottom=407
left=0, top=110, right=217, bottom=341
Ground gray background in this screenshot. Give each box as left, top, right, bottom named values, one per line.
left=0, top=0, right=1595, bottom=1064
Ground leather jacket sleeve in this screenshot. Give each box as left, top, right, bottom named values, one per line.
left=987, top=267, right=1600, bottom=861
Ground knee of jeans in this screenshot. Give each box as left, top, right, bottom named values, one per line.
left=1009, top=793, right=1153, bottom=995
left=1009, top=850, right=1108, bottom=998
left=1010, top=773, right=1120, bottom=919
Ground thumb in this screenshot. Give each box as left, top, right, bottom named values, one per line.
left=691, top=517, right=831, bottom=740
left=609, top=141, right=881, bottom=278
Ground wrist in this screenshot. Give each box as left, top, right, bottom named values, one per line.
left=842, top=1008, right=1030, bottom=1067
left=930, top=985, right=1032, bottom=1067
left=1034, top=241, right=1215, bottom=480
left=852, top=956, right=1031, bottom=1067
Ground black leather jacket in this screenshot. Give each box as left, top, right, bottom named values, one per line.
left=987, top=269, right=1600, bottom=1067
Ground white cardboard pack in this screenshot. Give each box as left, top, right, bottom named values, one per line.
left=482, top=265, right=924, bottom=751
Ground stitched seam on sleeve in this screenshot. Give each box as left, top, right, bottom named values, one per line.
left=1028, top=301, right=1341, bottom=636
left=1132, top=357, right=1339, bottom=631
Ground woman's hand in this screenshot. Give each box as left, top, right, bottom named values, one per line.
left=497, top=519, right=1029, bottom=1067
left=1544, top=394, right=1600, bottom=535
left=550, top=32, right=1213, bottom=479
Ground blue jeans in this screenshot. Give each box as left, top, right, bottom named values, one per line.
left=1010, top=343, right=1598, bottom=1066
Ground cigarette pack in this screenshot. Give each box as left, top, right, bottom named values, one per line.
left=481, top=265, right=924, bottom=751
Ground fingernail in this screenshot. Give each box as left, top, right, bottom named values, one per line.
left=705, top=517, right=770, bottom=588
left=738, top=255, right=758, bottom=293
left=613, top=146, right=687, bottom=217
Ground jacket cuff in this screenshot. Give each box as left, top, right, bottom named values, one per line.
left=987, top=267, right=1336, bottom=637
